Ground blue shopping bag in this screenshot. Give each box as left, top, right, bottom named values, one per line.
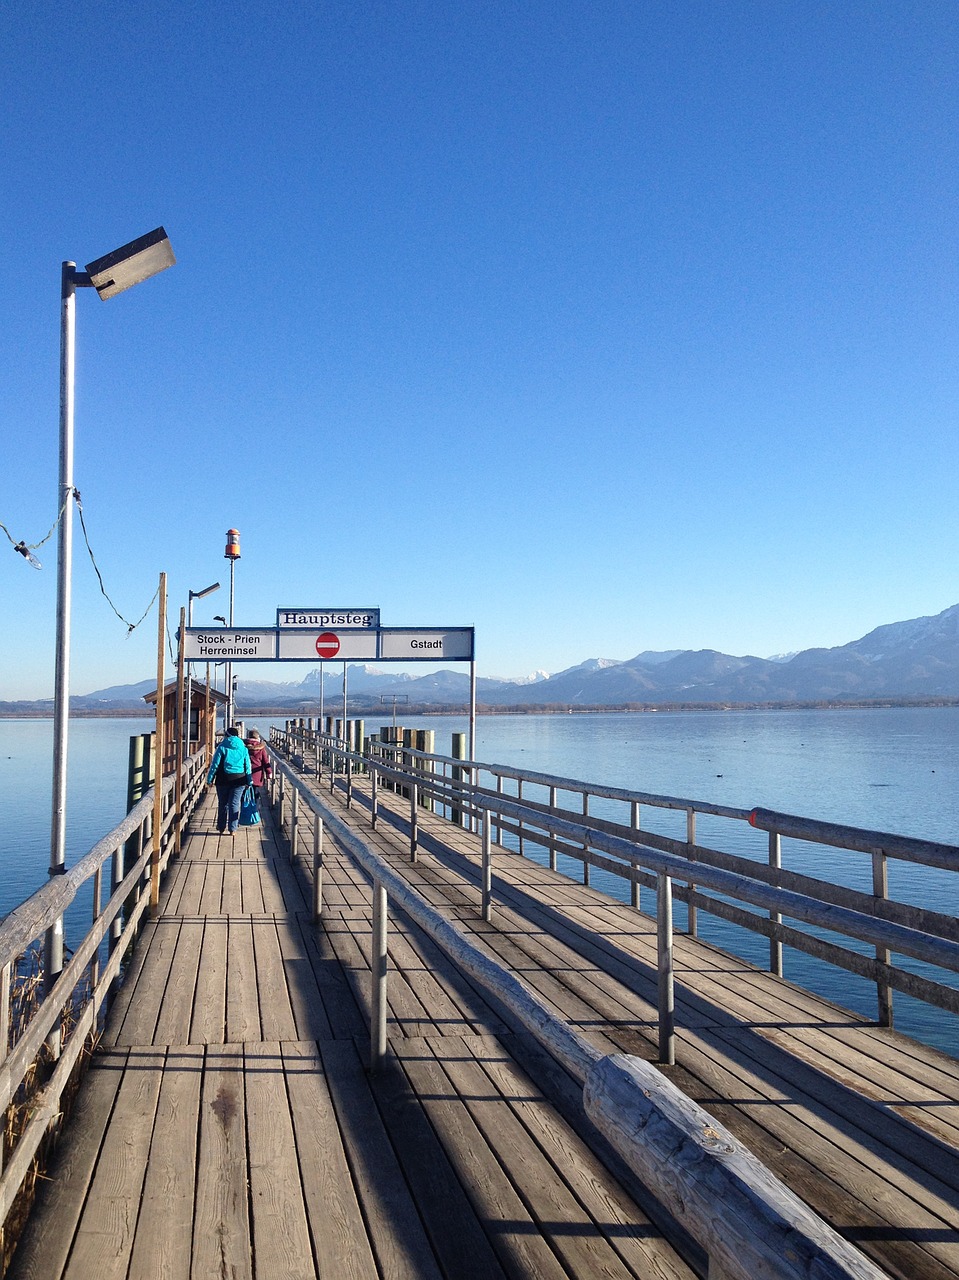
left=239, top=785, right=261, bottom=827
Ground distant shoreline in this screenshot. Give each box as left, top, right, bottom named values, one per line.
left=2, top=696, right=959, bottom=720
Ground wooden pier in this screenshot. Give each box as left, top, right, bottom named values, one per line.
left=8, top=749, right=959, bottom=1279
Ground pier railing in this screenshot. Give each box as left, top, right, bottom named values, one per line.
left=266, top=736, right=887, bottom=1280
left=274, top=723, right=959, bottom=1049
left=0, top=747, right=206, bottom=1252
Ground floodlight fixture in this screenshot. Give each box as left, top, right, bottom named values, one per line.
left=189, top=581, right=221, bottom=605
left=214, top=615, right=227, bottom=625
left=84, top=227, right=176, bottom=300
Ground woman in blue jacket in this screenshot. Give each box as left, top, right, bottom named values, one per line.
left=206, top=726, right=252, bottom=836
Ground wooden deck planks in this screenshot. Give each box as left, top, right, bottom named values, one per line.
left=14, top=777, right=959, bottom=1279
left=192, top=1043, right=252, bottom=1280
left=127, top=1044, right=203, bottom=1280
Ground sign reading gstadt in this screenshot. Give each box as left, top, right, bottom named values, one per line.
left=181, top=605, right=474, bottom=664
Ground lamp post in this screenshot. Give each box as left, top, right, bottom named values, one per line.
left=185, top=582, right=220, bottom=759
left=224, top=529, right=240, bottom=726
left=47, top=228, right=175, bottom=998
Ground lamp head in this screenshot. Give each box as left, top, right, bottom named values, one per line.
left=85, top=227, right=175, bottom=300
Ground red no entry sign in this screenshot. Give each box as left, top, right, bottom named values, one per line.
left=315, top=632, right=340, bottom=658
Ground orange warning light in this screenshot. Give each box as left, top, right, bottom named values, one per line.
left=224, top=528, right=241, bottom=560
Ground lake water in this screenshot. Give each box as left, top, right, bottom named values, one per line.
left=2, top=707, right=958, bottom=1052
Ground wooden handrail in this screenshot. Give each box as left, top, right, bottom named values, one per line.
left=267, top=744, right=887, bottom=1280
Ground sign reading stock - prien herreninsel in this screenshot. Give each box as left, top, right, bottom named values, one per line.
left=181, top=606, right=474, bottom=664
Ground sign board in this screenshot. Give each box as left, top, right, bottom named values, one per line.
left=183, top=629, right=277, bottom=661
left=379, top=628, right=475, bottom=661
left=277, top=607, right=379, bottom=630
left=277, top=629, right=379, bottom=661
left=183, top=618, right=474, bottom=665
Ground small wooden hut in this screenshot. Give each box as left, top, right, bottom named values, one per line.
left=143, top=678, right=228, bottom=775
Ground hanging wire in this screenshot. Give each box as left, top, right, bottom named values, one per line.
left=73, top=491, right=160, bottom=634
left=2, top=488, right=161, bottom=635
left=0, top=491, right=73, bottom=569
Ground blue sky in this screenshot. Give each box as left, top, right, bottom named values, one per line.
left=1, top=1, right=957, bottom=699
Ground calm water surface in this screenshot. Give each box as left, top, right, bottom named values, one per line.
left=2, top=708, right=958, bottom=1051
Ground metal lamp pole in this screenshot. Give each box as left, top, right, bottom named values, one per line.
left=47, top=229, right=175, bottom=998
left=185, top=582, right=220, bottom=760
left=224, top=529, right=240, bottom=726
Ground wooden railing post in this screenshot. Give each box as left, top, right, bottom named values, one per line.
left=686, top=808, right=697, bottom=937
left=630, top=800, right=641, bottom=908
left=549, top=785, right=558, bottom=871
left=290, top=788, right=299, bottom=864
left=312, top=815, right=324, bottom=922
left=517, top=778, right=524, bottom=856
left=769, top=829, right=783, bottom=977
left=409, top=774, right=418, bottom=862
left=873, top=850, right=893, bottom=1026
left=582, top=790, right=590, bottom=886
left=370, top=879, right=388, bottom=1072
left=657, top=871, right=675, bottom=1066
left=482, top=810, right=493, bottom=923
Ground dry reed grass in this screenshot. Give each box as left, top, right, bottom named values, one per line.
left=0, top=947, right=97, bottom=1277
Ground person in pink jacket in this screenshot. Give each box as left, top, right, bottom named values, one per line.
left=245, top=728, right=272, bottom=797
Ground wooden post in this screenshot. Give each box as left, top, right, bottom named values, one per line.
left=582, top=791, right=590, bottom=886
left=409, top=773, right=418, bottom=862
left=290, top=788, right=299, bottom=864
left=630, top=800, right=641, bottom=909
left=873, top=850, right=892, bottom=1026
left=370, top=880, right=388, bottom=1072
left=205, top=663, right=213, bottom=757
left=312, top=815, right=324, bottom=921
left=151, top=572, right=166, bottom=911
left=769, top=829, right=783, bottom=977
left=549, top=785, right=558, bottom=871
left=686, top=808, right=697, bottom=937
left=482, top=810, right=492, bottom=923
left=657, top=871, right=675, bottom=1066
left=451, top=732, right=465, bottom=826
left=174, top=607, right=186, bottom=856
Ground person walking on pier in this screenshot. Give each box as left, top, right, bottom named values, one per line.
left=245, top=728, right=272, bottom=797
left=206, top=725, right=252, bottom=836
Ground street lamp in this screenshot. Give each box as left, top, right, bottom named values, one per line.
left=48, top=228, right=175, bottom=996
left=185, top=582, right=220, bottom=758
left=189, top=582, right=221, bottom=625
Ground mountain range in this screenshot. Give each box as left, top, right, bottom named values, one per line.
left=6, top=603, right=959, bottom=714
